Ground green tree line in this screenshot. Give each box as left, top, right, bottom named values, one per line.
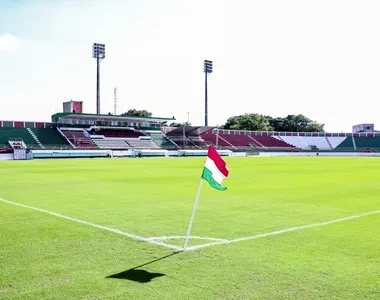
left=118, top=109, right=324, bottom=132
left=222, top=113, right=324, bottom=132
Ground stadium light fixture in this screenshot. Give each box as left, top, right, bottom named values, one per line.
left=203, top=60, right=213, bottom=126
left=92, top=43, right=106, bottom=115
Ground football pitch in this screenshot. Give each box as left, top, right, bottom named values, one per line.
left=0, top=157, right=379, bottom=299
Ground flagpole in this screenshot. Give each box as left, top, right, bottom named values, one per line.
left=183, top=178, right=204, bottom=250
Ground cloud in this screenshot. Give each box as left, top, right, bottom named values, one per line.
left=0, top=33, right=20, bottom=52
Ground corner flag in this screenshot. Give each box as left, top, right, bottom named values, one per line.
left=201, top=145, right=229, bottom=191
left=183, top=146, right=229, bottom=250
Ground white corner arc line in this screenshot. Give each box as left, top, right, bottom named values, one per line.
left=0, top=197, right=182, bottom=251
left=185, top=209, right=380, bottom=251
left=147, top=236, right=229, bottom=242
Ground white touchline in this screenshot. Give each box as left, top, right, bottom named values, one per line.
left=0, top=197, right=182, bottom=251
left=184, top=209, right=380, bottom=251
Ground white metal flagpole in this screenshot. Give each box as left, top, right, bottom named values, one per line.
left=183, top=178, right=204, bottom=250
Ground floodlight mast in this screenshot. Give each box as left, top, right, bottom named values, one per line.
left=203, top=60, right=213, bottom=126
left=92, top=43, right=105, bottom=115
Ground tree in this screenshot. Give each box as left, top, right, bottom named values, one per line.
left=304, top=121, right=325, bottom=132
left=268, top=117, right=288, bottom=132
left=169, top=121, right=191, bottom=127
left=281, top=114, right=324, bottom=132
left=223, top=113, right=273, bottom=131
left=120, top=109, right=153, bottom=117
left=221, top=113, right=325, bottom=132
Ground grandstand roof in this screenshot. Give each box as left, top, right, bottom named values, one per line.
left=167, top=125, right=216, bottom=135
left=51, top=112, right=175, bottom=123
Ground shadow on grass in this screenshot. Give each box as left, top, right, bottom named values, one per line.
left=106, top=251, right=181, bottom=283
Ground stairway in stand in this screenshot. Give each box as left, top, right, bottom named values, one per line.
left=27, top=128, right=44, bottom=148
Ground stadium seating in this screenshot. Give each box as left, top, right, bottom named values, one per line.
left=0, top=128, right=39, bottom=148
left=125, top=139, right=160, bottom=149
left=165, top=134, right=198, bottom=148
left=251, top=135, right=293, bottom=149
left=277, top=136, right=331, bottom=150
left=5, top=119, right=380, bottom=154
left=275, top=135, right=357, bottom=150
left=200, top=131, right=233, bottom=147
left=274, top=136, right=309, bottom=149
left=30, top=128, right=72, bottom=148
left=302, top=137, right=332, bottom=150
left=90, top=128, right=142, bottom=138
left=200, top=130, right=293, bottom=149
left=148, top=131, right=178, bottom=148
left=354, top=136, right=380, bottom=150
left=334, top=136, right=355, bottom=150
left=61, top=129, right=98, bottom=149
left=187, top=135, right=211, bottom=148
left=217, top=132, right=254, bottom=147
left=326, top=137, right=346, bottom=149
left=92, top=138, right=130, bottom=149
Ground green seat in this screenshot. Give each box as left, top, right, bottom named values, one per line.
left=0, top=128, right=39, bottom=148
left=30, top=128, right=72, bottom=148
left=335, top=137, right=354, bottom=150
left=354, top=137, right=380, bottom=150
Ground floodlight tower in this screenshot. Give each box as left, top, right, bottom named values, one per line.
left=92, top=43, right=105, bottom=115
left=114, top=87, right=117, bottom=115
left=203, top=60, right=213, bottom=126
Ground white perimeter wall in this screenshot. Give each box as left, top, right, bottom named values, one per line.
left=0, top=154, right=13, bottom=160
left=2, top=151, right=380, bottom=160
left=258, top=152, right=380, bottom=157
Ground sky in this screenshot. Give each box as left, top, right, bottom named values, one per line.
left=1, top=0, right=380, bottom=132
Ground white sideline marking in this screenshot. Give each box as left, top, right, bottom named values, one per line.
left=147, top=236, right=229, bottom=242
left=185, top=209, right=380, bottom=251
left=0, top=197, right=182, bottom=251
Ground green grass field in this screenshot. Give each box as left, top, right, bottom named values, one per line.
left=1, top=157, right=379, bottom=299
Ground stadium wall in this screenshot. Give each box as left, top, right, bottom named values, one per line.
left=258, top=152, right=380, bottom=157
left=0, top=149, right=232, bottom=160
left=0, top=153, right=13, bottom=160
left=2, top=150, right=380, bottom=160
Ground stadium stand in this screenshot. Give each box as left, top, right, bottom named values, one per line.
left=92, top=138, right=130, bottom=149
left=125, top=139, right=160, bottom=149
left=30, top=128, right=72, bottom=148
left=276, top=136, right=331, bottom=150
left=200, top=130, right=294, bottom=150
left=0, top=128, right=39, bottom=148
left=166, top=126, right=226, bottom=148
left=334, top=136, right=355, bottom=151
left=249, top=134, right=293, bottom=149
left=326, top=136, right=346, bottom=149
left=353, top=136, right=380, bottom=150
left=91, top=137, right=160, bottom=149
left=275, top=135, right=358, bottom=151
left=88, top=127, right=142, bottom=138
left=60, top=129, right=98, bottom=149
left=200, top=130, right=232, bottom=148
left=274, top=136, right=309, bottom=149
left=87, top=126, right=161, bottom=149
left=216, top=131, right=254, bottom=148
left=187, top=135, right=211, bottom=147
left=147, top=131, right=178, bottom=149
left=3, top=112, right=380, bottom=154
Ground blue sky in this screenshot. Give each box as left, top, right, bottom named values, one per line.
left=1, top=0, right=380, bottom=131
